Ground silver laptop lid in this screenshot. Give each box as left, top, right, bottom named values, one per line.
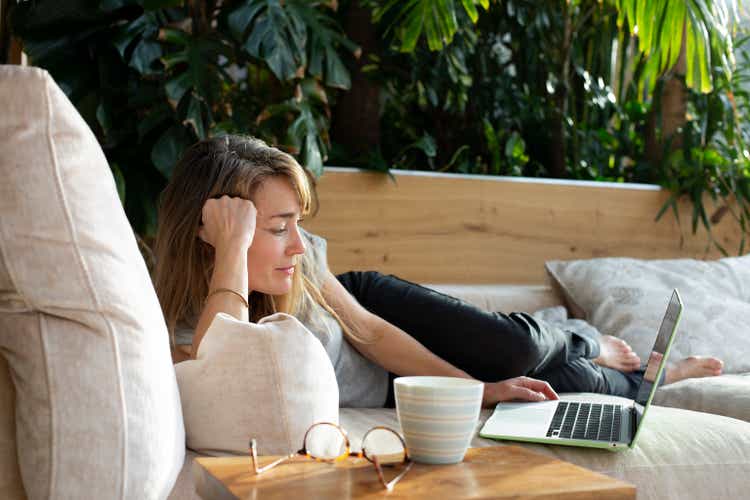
left=630, top=289, right=683, bottom=445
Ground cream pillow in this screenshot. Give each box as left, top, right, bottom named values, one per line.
left=545, top=255, right=750, bottom=374
left=175, top=313, right=339, bottom=456
left=0, top=65, right=184, bottom=500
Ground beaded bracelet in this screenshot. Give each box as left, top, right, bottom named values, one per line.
left=205, top=287, right=249, bottom=309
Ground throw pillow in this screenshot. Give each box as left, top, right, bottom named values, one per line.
left=0, top=65, right=184, bottom=500
left=545, top=255, right=750, bottom=374
left=175, top=312, right=339, bottom=456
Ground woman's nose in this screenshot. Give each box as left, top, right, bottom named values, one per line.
left=287, top=230, right=305, bottom=255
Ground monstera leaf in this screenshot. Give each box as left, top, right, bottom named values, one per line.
left=227, top=0, right=357, bottom=88
left=227, top=0, right=307, bottom=81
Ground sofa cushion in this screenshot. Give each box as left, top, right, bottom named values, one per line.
left=545, top=256, right=750, bottom=374
left=339, top=395, right=750, bottom=500
left=426, top=284, right=563, bottom=313
left=652, top=373, right=750, bottom=422
left=0, top=65, right=184, bottom=500
left=175, top=313, right=339, bottom=456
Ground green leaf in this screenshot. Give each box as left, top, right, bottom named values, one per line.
left=137, top=103, right=171, bottom=140
left=505, top=132, right=526, bottom=160
left=691, top=192, right=701, bottom=234
left=101, top=0, right=138, bottom=11
left=413, top=132, right=437, bottom=157
left=111, top=162, right=126, bottom=205
left=165, top=71, right=192, bottom=106
left=140, top=0, right=184, bottom=10
left=241, top=0, right=306, bottom=81
left=159, top=28, right=190, bottom=46
left=445, top=144, right=470, bottom=170
left=112, top=12, right=159, bottom=60
left=655, top=194, right=675, bottom=222
left=483, top=119, right=501, bottom=174
left=614, top=0, right=735, bottom=96
left=151, top=125, right=191, bottom=178
left=323, top=44, right=350, bottom=89
left=184, top=95, right=206, bottom=139
left=304, top=131, right=324, bottom=177
left=96, top=101, right=113, bottom=137
left=461, top=0, right=479, bottom=23
left=129, top=39, right=162, bottom=74
left=227, top=1, right=265, bottom=41
left=285, top=1, right=356, bottom=89
left=160, top=50, right=188, bottom=70
left=400, top=4, right=427, bottom=52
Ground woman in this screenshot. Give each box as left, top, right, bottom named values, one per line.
left=154, top=135, right=723, bottom=408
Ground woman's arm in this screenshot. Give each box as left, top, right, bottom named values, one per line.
left=321, top=270, right=472, bottom=379
left=191, top=243, right=249, bottom=357
left=190, top=196, right=256, bottom=358
left=320, top=271, right=558, bottom=406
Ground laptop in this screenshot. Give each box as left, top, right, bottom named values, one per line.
left=479, top=289, right=683, bottom=451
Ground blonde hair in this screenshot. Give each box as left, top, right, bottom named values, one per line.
left=153, top=135, right=365, bottom=346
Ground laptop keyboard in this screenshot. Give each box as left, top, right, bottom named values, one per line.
left=545, top=402, right=622, bottom=442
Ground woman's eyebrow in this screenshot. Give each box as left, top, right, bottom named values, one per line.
left=268, top=212, right=298, bottom=219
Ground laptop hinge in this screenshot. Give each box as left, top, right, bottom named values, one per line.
left=631, top=404, right=640, bottom=441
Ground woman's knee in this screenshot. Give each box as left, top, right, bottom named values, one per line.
left=503, top=312, right=546, bottom=373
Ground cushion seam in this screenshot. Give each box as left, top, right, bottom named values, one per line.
left=0, top=74, right=35, bottom=313
left=38, top=313, right=55, bottom=499
left=0, top=228, right=30, bottom=311
left=268, top=327, right=292, bottom=451
left=44, top=74, right=128, bottom=499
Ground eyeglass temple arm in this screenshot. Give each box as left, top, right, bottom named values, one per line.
left=249, top=438, right=297, bottom=474
left=371, top=454, right=414, bottom=492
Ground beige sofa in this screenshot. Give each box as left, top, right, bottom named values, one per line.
left=167, top=284, right=750, bottom=500
left=2, top=65, right=750, bottom=500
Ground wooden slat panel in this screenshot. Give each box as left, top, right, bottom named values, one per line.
left=304, top=168, right=742, bottom=284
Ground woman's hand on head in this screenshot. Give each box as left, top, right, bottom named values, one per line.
left=482, top=376, right=559, bottom=408
left=198, top=195, right=257, bottom=252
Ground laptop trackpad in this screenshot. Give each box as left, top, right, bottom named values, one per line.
left=483, top=401, right=557, bottom=437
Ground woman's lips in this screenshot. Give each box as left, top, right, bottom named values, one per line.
left=276, top=266, right=295, bottom=275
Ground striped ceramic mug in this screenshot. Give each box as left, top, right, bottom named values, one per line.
left=394, top=376, right=484, bottom=464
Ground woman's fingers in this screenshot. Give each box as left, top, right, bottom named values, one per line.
left=199, top=195, right=257, bottom=250
left=518, top=377, right=559, bottom=401
left=509, top=386, right=548, bottom=402
left=197, top=226, right=210, bottom=245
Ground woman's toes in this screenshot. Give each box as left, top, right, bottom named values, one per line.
left=687, top=355, right=724, bottom=374
left=706, top=357, right=724, bottom=374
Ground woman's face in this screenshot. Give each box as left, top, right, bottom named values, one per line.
left=247, top=176, right=306, bottom=295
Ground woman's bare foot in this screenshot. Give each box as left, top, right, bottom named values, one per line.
left=593, top=335, right=642, bottom=372
left=664, top=356, right=724, bottom=385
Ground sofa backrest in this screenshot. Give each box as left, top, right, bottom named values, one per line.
left=305, top=168, right=741, bottom=284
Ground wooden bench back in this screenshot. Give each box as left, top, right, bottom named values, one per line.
left=304, top=168, right=741, bottom=284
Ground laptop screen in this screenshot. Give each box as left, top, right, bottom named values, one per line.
left=633, top=290, right=683, bottom=410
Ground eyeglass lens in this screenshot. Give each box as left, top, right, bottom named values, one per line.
left=361, top=428, right=406, bottom=465
left=304, top=423, right=348, bottom=460
left=304, top=423, right=406, bottom=465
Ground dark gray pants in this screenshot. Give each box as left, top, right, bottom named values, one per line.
left=335, top=271, right=642, bottom=407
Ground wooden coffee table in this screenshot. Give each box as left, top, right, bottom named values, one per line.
left=193, top=445, right=635, bottom=499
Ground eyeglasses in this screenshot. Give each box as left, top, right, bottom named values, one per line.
left=250, top=421, right=414, bottom=491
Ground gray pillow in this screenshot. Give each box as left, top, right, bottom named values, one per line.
left=545, top=255, right=750, bottom=374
